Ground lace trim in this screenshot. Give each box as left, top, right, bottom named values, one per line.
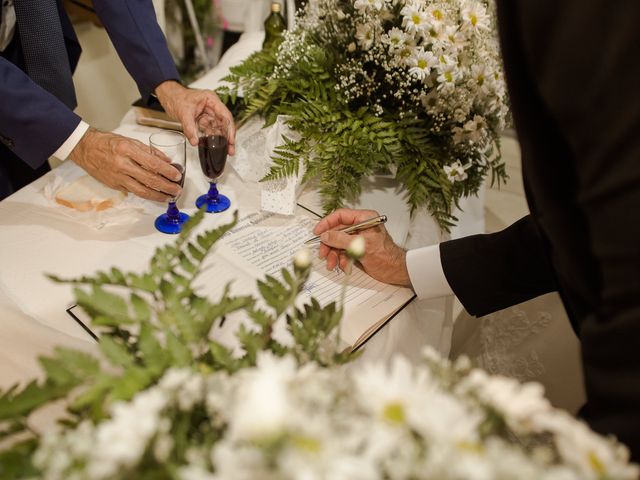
left=477, top=308, right=551, bottom=382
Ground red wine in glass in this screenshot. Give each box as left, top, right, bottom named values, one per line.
left=198, top=135, right=227, bottom=180
left=196, top=124, right=231, bottom=213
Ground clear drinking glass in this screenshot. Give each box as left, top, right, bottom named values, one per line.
left=195, top=115, right=231, bottom=213
left=150, top=131, right=190, bottom=234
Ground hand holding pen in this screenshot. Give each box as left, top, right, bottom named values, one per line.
left=305, top=214, right=387, bottom=245
left=312, top=208, right=412, bottom=287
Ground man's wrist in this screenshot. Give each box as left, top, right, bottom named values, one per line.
left=384, top=245, right=411, bottom=287
left=154, top=80, right=184, bottom=102
left=69, top=126, right=99, bottom=164
left=52, top=121, right=91, bottom=161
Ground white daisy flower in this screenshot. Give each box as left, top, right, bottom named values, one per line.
left=354, top=356, right=432, bottom=428
left=463, top=115, right=488, bottom=143
left=461, top=1, right=490, bottom=34
left=444, top=161, right=469, bottom=182
left=436, top=62, right=461, bottom=90
left=355, top=23, right=375, bottom=51
left=470, top=64, right=489, bottom=91
left=427, top=6, right=447, bottom=27
left=354, top=0, right=384, bottom=13
left=408, top=49, right=438, bottom=81
left=425, top=22, right=447, bottom=43
left=384, top=27, right=408, bottom=50
left=444, top=25, right=468, bottom=51
left=400, top=5, right=430, bottom=36
left=394, top=40, right=418, bottom=67
left=544, top=414, right=639, bottom=480
left=228, top=352, right=297, bottom=442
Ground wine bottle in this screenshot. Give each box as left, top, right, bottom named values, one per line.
left=263, top=2, right=287, bottom=50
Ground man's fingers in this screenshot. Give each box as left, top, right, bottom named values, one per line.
left=326, top=250, right=339, bottom=271
left=338, top=253, right=351, bottom=273
left=127, top=142, right=182, bottom=182
left=225, top=115, right=236, bottom=155
left=227, top=135, right=236, bottom=155
left=149, top=145, right=172, bottom=163
left=120, top=176, right=170, bottom=202
left=320, top=230, right=353, bottom=250
left=319, top=243, right=330, bottom=259
left=182, top=117, right=199, bottom=146
left=119, top=157, right=182, bottom=197
left=313, top=208, right=379, bottom=234
left=203, top=100, right=236, bottom=155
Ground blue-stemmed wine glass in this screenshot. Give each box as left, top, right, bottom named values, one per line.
left=150, top=131, right=190, bottom=234
left=195, top=114, right=231, bottom=213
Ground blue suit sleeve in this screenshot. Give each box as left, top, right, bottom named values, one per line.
left=92, top=0, right=181, bottom=102
left=0, top=57, right=81, bottom=168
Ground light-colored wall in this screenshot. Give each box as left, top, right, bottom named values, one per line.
left=71, top=0, right=166, bottom=132
left=72, top=22, right=140, bottom=132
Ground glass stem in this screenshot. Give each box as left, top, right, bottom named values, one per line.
left=167, top=201, right=180, bottom=222
left=207, top=182, right=219, bottom=202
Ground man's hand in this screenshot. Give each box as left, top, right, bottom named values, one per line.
left=313, top=208, right=412, bottom=287
left=69, top=128, right=182, bottom=202
left=154, top=81, right=236, bottom=154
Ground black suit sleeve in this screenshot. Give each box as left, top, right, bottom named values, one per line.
left=440, top=215, right=558, bottom=317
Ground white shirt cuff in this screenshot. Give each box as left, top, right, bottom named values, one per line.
left=406, top=244, right=454, bottom=300
left=52, top=121, right=90, bottom=161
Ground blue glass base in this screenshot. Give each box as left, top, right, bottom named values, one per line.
left=196, top=193, right=231, bottom=213
left=155, top=211, right=190, bottom=234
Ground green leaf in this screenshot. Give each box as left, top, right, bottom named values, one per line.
left=0, top=380, right=76, bottom=421
left=171, top=302, right=200, bottom=343
left=37, top=349, right=99, bottom=387
left=247, top=308, right=274, bottom=329
left=90, top=285, right=129, bottom=318
left=0, top=439, right=39, bottom=478
left=166, top=332, right=192, bottom=367
left=110, top=267, right=126, bottom=284
left=187, top=242, right=205, bottom=262
left=69, top=375, right=113, bottom=414
left=0, top=420, right=25, bottom=441
left=138, top=324, right=166, bottom=370
left=179, top=252, right=197, bottom=274
left=110, top=367, right=153, bottom=402
left=128, top=273, right=157, bottom=292
left=208, top=342, right=235, bottom=370
left=99, top=336, right=134, bottom=368
left=131, top=293, right=152, bottom=322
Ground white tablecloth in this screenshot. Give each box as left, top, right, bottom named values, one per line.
left=0, top=32, right=486, bottom=387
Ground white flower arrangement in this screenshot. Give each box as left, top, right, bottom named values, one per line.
left=219, top=0, right=510, bottom=229
left=292, top=0, right=508, bottom=134
left=33, top=350, right=638, bottom=480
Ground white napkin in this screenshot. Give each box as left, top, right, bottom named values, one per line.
left=43, top=161, right=152, bottom=230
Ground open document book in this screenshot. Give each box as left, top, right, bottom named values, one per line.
left=211, top=210, right=416, bottom=350
left=67, top=209, right=415, bottom=351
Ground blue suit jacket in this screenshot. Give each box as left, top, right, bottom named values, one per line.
left=0, top=0, right=179, bottom=170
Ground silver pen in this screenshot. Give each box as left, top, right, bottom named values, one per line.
left=304, top=215, right=387, bottom=246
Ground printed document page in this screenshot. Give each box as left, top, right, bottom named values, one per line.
left=214, top=211, right=415, bottom=348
